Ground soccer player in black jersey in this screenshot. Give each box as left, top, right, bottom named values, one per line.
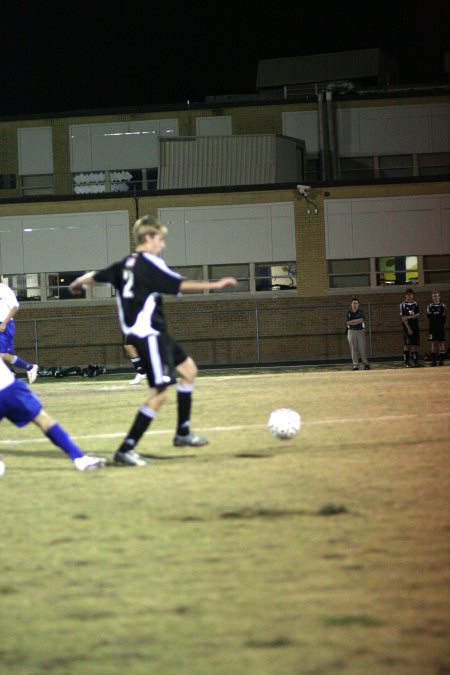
left=426, top=291, right=446, bottom=366
left=69, top=215, right=237, bottom=466
left=400, top=288, right=421, bottom=367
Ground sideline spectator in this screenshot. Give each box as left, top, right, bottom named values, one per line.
left=345, top=298, right=370, bottom=370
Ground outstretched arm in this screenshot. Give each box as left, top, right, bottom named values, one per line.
left=69, top=271, right=97, bottom=295
left=180, top=277, right=238, bottom=293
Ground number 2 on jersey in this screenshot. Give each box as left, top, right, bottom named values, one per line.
left=123, top=269, right=135, bottom=298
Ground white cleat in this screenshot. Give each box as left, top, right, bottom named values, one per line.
left=27, top=364, right=39, bottom=384
left=129, top=372, right=146, bottom=385
left=74, top=455, right=107, bottom=471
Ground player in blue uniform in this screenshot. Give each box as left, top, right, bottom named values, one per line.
left=69, top=215, right=237, bottom=466
left=0, top=282, right=38, bottom=383
left=426, top=291, right=446, bottom=366
left=0, top=357, right=105, bottom=471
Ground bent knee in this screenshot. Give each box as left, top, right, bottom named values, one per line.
left=177, top=356, right=197, bottom=383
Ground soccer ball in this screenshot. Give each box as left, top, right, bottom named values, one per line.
left=268, top=408, right=301, bottom=440
left=0, top=459, right=5, bottom=476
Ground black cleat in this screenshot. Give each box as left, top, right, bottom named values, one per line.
left=173, top=432, right=209, bottom=447
left=113, top=450, right=148, bottom=466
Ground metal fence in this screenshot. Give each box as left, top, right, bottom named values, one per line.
left=14, top=301, right=438, bottom=369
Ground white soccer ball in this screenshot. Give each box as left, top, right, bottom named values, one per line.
left=268, top=408, right=301, bottom=440
left=0, top=459, right=5, bottom=476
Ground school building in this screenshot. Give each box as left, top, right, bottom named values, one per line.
left=0, top=49, right=449, bottom=367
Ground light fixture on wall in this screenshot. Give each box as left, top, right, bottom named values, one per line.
left=296, top=185, right=318, bottom=214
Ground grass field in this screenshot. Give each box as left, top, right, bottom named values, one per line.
left=0, top=365, right=449, bottom=675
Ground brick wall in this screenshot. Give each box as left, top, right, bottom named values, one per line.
left=14, top=291, right=445, bottom=369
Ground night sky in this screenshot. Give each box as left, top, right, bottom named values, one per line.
left=1, top=1, right=449, bottom=117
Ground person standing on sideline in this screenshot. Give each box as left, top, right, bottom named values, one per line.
left=400, top=288, right=421, bottom=367
left=0, top=357, right=105, bottom=471
left=0, top=281, right=38, bottom=384
left=69, top=215, right=237, bottom=467
left=345, top=298, right=370, bottom=370
left=427, top=291, right=446, bottom=366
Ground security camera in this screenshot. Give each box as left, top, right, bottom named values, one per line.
left=297, top=184, right=311, bottom=196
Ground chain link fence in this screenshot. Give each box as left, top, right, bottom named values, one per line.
left=14, top=301, right=438, bottom=369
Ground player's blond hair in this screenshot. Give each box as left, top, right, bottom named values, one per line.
left=133, top=215, right=168, bottom=246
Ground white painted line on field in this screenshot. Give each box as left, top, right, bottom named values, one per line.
left=307, top=411, right=450, bottom=425
left=0, top=426, right=256, bottom=445
left=1, top=411, right=448, bottom=446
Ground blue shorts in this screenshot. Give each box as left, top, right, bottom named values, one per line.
left=0, top=321, right=15, bottom=354
left=0, top=379, right=42, bottom=427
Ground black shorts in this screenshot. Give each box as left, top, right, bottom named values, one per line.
left=127, top=333, right=187, bottom=388
left=403, top=326, right=420, bottom=346
left=428, top=327, right=446, bottom=342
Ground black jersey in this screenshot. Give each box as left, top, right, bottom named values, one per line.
left=94, top=252, right=184, bottom=337
left=426, top=302, right=446, bottom=329
left=400, top=300, right=419, bottom=330
left=427, top=301, right=446, bottom=341
left=345, top=309, right=365, bottom=330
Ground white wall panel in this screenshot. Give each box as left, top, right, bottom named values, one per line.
left=70, top=125, right=92, bottom=173
left=283, top=103, right=450, bottom=157
left=324, top=201, right=353, bottom=259
left=196, top=116, right=232, bottom=136
left=282, top=110, right=319, bottom=154
left=0, top=210, right=129, bottom=274
left=187, top=207, right=272, bottom=265
left=440, top=195, right=450, bottom=251
left=160, top=209, right=187, bottom=264
left=431, top=104, right=450, bottom=152
left=357, top=106, right=432, bottom=155
left=336, top=108, right=361, bottom=156
left=90, top=123, right=129, bottom=170
left=70, top=120, right=179, bottom=172
left=325, top=195, right=450, bottom=259
left=0, top=218, right=23, bottom=274
left=104, top=211, right=132, bottom=262
left=270, top=202, right=296, bottom=259
left=159, top=202, right=295, bottom=266
left=18, top=127, right=53, bottom=175
left=22, top=215, right=108, bottom=271
left=128, top=121, right=160, bottom=166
